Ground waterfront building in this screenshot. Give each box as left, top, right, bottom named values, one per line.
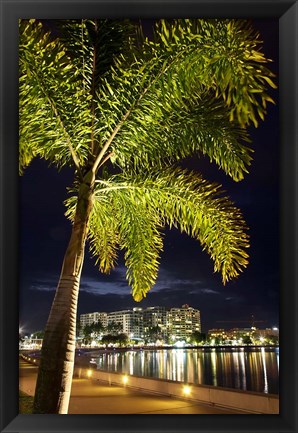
left=131, top=307, right=144, bottom=339
left=168, top=304, right=201, bottom=341
left=143, top=306, right=168, bottom=341
left=208, top=327, right=279, bottom=344
left=79, top=304, right=201, bottom=342
left=252, top=327, right=279, bottom=344
left=208, top=329, right=226, bottom=337
left=228, top=328, right=252, bottom=340
left=107, top=308, right=144, bottom=339
left=208, top=327, right=255, bottom=342
left=208, top=328, right=228, bottom=341
left=254, top=328, right=279, bottom=338
left=80, top=311, right=108, bottom=329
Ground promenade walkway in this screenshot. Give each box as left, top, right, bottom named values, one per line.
left=19, top=358, right=246, bottom=414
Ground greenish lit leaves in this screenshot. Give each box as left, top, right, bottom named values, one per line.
left=21, top=18, right=275, bottom=299
left=19, top=19, right=93, bottom=173
left=112, top=94, right=253, bottom=181
left=76, top=168, right=250, bottom=301
left=96, top=18, right=275, bottom=177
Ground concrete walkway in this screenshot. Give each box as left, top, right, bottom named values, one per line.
left=19, top=358, right=246, bottom=414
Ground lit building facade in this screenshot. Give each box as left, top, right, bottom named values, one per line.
left=107, top=308, right=144, bottom=338
left=79, top=304, right=201, bottom=342
left=254, top=328, right=279, bottom=338
left=80, top=312, right=108, bottom=329
left=168, top=304, right=201, bottom=340
left=143, top=306, right=168, bottom=340
left=208, top=327, right=279, bottom=344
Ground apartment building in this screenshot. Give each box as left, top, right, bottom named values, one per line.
left=168, top=304, right=201, bottom=340
left=143, top=306, right=168, bottom=340
left=80, top=304, right=201, bottom=341
left=80, top=311, right=108, bottom=329
left=107, top=308, right=143, bottom=338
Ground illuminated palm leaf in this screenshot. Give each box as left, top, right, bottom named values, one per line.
left=94, top=19, right=275, bottom=179
left=64, top=167, right=249, bottom=301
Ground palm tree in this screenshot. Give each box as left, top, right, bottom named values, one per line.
left=106, top=321, right=123, bottom=335
left=19, top=18, right=275, bottom=413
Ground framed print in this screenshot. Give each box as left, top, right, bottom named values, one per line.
left=0, top=1, right=297, bottom=433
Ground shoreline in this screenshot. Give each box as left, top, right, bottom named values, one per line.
left=74, top=343, right=279, bottom=353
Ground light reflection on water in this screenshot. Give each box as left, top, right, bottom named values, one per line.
left=94, top=347, right=279, bottom=394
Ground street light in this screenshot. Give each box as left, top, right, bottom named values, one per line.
left=122, top=375, right=128, bottom=385
left=183, top=385, right=191, bottom=396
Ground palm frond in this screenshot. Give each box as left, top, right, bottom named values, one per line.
left=89, top=167, right=249, bottom=300
left=153, top=19, right=276, bottom=127
left=65, top=191, right=119, bottom=273
left=20, top=19, right=275, bottom=179
left=113, top=187, right=164, bottom=302
left=88, top=198, right=120, bottom=273
left=56, top=19, right=143, bottom=90
left=19, top=19, right=93, bottom=174
left=112, top=94, right=253, bottom=181
left=93, top=19, right=275, bottom=176
left=65, top=180, right=164, bottom=301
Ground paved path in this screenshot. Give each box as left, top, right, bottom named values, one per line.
left=19, top=358, right=246, bottom=414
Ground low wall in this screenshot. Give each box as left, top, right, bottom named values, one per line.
left=74, top=365, right=279, bottom=414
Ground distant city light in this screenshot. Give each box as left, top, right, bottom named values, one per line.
left=87, top=369, right=92, bottom=378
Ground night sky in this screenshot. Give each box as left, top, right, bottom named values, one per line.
left=19, top=19, right=279, bottom=334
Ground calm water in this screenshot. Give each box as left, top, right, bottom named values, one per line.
left=92, top=347, right=279, bottom=394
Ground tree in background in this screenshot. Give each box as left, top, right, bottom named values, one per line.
left=145, top=325, right=163, bottom=343
left=242, top=335, right=253, bottom=345
left=106, top=321, right=123, bottom=335
left=19, top=18, right=275, bottom=413
left=82, top=321, right=104, bottom=345
left=81, top=324, right=93, bottom=345
left=190, top=331, right=206, bottom=345
left=101, top=333, right=129, bottom=346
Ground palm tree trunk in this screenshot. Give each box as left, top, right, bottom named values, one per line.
left=33, top=172, right=94, bottom=414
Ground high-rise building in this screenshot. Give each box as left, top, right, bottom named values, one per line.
left=168, top=304, right=201, bottom=340
left=79, top=304, right=201, bottom=342
left=80, top=312, right=108, bottom=329
left=143, top=306, right=167, bottom=340
left=131, top=307, right=144, bottom=339
left=107, top=308, right=144, bottom=338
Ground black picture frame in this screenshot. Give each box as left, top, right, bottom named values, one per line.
left=0, top=1, right=297, bottom=432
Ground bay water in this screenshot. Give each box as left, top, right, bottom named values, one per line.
left=91, top=347, right=279, bottom=394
